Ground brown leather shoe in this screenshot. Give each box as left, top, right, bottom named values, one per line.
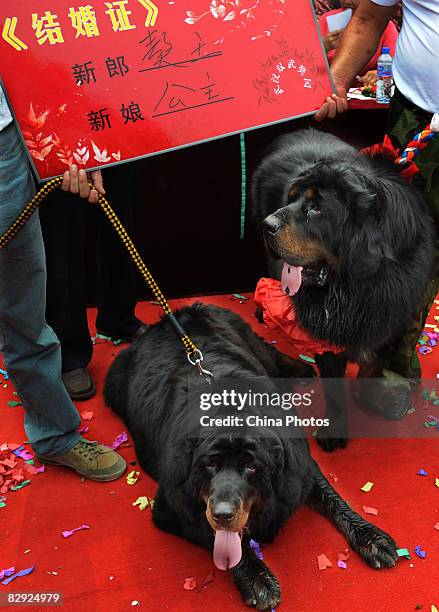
left=62, top=368, right=96, bottom=401
left=36, top=437, right=126, bottom=481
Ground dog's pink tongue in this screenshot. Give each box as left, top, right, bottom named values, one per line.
left=281, top=261, right=303, bottom=296
left=213, top=530, right=242, bottom=570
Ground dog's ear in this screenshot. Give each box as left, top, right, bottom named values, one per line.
left=338, top=169, right=393, bottom=279
left=265, top=437, right=285, bottom=477
left=345, top=155, right=423, bottom=277
left=271, top=439, right=310, bottom=506
left=344, top=222, right=385, bottom=279
left=163, top=437, right=196, bottom=487
left=256, top=438, right=285, bottom=499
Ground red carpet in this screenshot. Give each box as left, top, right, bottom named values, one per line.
left=1, top=294, right=439, bottom=612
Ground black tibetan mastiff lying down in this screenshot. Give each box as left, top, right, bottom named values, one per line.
left=253, top=128, right=435, bottom=449
left=104, top=304, right=398, bottom=610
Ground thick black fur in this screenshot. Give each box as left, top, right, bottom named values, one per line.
left=253, top=128, right=434, bottom=358
left=104, top=304, right=398, bottom=610
left=253, top=128, right=435, bottom=448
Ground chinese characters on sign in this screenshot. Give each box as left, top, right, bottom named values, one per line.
left=271, top=58, right=312, bottom=96
left=72, top=56, right=130, bottom=84
left=86, top=101, right=144, bottom=131
left=2, top=1, right=158, bottom=51
left=0, top=1, right=333, bottom=180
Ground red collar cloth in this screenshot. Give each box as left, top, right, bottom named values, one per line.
left=253, top=276, right=344, bottom=356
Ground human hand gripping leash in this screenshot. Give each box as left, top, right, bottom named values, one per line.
left=0, top=176, right=214, bottom=384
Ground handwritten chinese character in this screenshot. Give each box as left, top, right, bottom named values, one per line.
left=87, top=108, right=112, bottom=130
left=153, top=75, right=232, bottom=117
left=154, top=82, right=195, bottom=113
left=105, top=1, right=136, bottom=32
left=32, top=11, right=64, bottom=46
left=106, top=56, right=129, bottom=78
left=120, top=101, right=144, bottom=123
left=304, top=78, right=312, bottom=88
left=191, top=31, right=206, bottom=57
left=68, top=6, right=100, bottom=38
left=72, top=61, right=97, bottom=85
left=139, top=30, right=172, bottom=67
left=188, top=32, right=221, bottom=64
left=200, top=72, right=220, bottom=101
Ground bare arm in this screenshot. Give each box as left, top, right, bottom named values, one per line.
left=331, top=0, right=395, bottom=89
left=315, top=0, right=396, bottom=121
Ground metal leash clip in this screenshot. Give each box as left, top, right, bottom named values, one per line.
left=187, top=349, right=214, bottom=384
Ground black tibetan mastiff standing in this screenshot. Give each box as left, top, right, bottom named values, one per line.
left=253, top=128, right=435, bottom=450
left=105, top=304, right=398, bottom=610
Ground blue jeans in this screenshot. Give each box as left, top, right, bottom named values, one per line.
left=0, top=122, right=81, bottom=455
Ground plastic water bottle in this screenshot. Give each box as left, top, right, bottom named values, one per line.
left=376, top=46, right=393, bottom=104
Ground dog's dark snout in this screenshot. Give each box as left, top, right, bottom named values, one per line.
left=262, top=214, right=282, bottom=236
left=212, top=501, right=235, bottom=524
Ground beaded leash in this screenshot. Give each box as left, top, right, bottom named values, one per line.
left=0, top=176, right=213, bottom=383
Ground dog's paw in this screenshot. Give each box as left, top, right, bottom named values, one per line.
left=352, top=380, right=411, bottom=420
left=316, top=434, right=348, bottom=453
left=232, top=557, right=280, bottom=610
left=350, top=523, right=398, bottom=569
left=244, top=569, right=281, bottom=610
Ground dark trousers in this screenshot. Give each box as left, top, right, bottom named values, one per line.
left=40, top=163, right=140, bottom=372
left=385, top=88, right=439, bottom=379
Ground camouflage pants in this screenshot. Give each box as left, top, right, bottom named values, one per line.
left=385, top=88, right=439, bottom=380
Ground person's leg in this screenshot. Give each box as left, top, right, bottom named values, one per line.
left=385, top=276, right=438, bottom=380
left=0, top=123, right=81, bottom=455
left=0, top=123, right=126, bottom=480
left=95, top=163, right=142, bottom=339
left=40, top=189, right=93, bottom=373
left=385, top=89, right=439, bottom=380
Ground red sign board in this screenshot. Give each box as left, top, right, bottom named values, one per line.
left=0, top=1, right=332, bottom=181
